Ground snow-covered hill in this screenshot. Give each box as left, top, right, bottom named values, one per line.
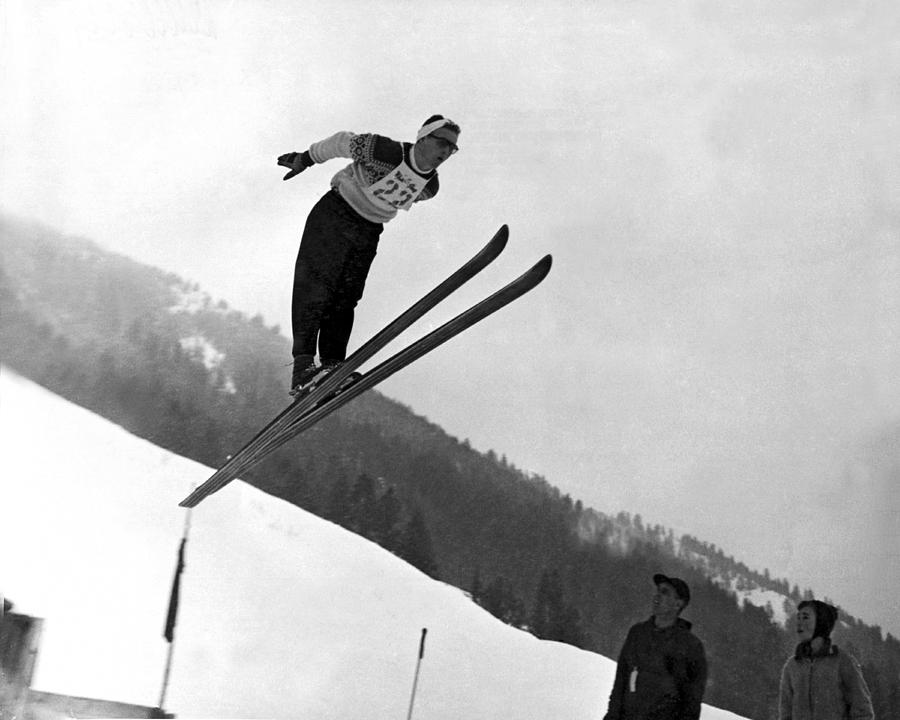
left=0, top=368, right=747, bottom=719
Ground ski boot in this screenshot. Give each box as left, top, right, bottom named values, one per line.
left=289, top=354, right=319, bottom=398
left=289, top=357, right=359, bottom=399
left=312, top=359, right=362, bottom=404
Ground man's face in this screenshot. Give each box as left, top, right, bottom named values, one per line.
left=652, top=582, right=684, bottom=621
left=796, top=605, right=817, bottom=642
left=417, top=129, right=459, bottom=170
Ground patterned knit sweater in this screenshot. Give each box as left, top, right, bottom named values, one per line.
left=307, top=131, right=440, bottom=223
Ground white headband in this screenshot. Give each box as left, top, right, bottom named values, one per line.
left=416, top=118, right=456, bottom=141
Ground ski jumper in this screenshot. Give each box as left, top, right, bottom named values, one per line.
left=291, top=132, right=441, bottom=363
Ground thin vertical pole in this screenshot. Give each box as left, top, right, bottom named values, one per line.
left=159, top=508, right=192, bottom=711
left=159, top=638, right=176, bottom=710
left=405, top=628, right=428, bottom=720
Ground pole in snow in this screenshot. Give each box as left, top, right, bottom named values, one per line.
left=405, top=628, right=428, bottom=720
left=159, top=508, right=191, bottom=711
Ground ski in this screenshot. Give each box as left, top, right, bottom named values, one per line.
left=179, top=226, right=509, bottom=508
left=179, top=252, right=551, bottom=508
left=234, top=254, right=553, bottom=467
left=214, top=253, right=553, bottom=485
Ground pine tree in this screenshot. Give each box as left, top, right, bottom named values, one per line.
left=397, top=509, right=439, bottom=579
left=530, top=568, right=589, bottom=648
left=531, top=569, right=563, bottom=640
left=348, top=473, right=377, bottom=537
left=372, top=485, right=403, bottom=551
left=470, top=567, right=484, bottom=604
left=325, top=475, right=352, bottom=528
left=480, top=576, right=527, bottom=628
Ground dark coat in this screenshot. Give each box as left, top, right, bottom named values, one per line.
left=604, top=617, right=708, bottom=720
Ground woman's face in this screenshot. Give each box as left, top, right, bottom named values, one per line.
left=796, top=605, right=817, bottom=642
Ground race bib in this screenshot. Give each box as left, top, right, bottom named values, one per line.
left=365, top=162, right=428, bottom=212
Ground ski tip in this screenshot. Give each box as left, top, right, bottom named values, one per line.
left=489, top=224, right=510, bottom=250
left=178, top=492, right=203, bottom=508
left=533, top=254, right=553, bottom=279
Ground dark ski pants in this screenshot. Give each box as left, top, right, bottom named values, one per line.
left=291, top=189, right=383, bottom=362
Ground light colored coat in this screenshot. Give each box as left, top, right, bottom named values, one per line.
left=779, top=645, right=874, bottom=720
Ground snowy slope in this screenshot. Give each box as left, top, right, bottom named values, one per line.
left=0, top=368, right=747, bottom=719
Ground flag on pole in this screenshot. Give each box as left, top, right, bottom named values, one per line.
left=163, top=538, right=186, bottom=643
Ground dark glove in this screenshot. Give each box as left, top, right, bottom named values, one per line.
left=277, top=151, right=310, bottom=181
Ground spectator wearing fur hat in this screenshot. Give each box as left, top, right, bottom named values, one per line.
left=779, top=599, right=874, bottom=720
left=603, top=573, right=707, bottom=720
left=276, top=115, right=461, bottom=395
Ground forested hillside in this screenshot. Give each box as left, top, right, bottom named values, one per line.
left=2, top=215, right=897, bottom=720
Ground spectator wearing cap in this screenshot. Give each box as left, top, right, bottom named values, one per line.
left=779, top=599, right=873, bottom=720
left=276, top=115, right=461, bottom=395
left=603, top=573, right=707, bottom=720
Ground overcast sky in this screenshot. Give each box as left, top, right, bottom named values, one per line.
left=2, top=0, right=899, bottom=635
